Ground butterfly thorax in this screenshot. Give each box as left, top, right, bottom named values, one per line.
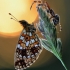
left=19, top=20, right=36, bottom=32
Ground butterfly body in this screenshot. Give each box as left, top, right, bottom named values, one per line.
left=14, top=20, right=43, bottom=70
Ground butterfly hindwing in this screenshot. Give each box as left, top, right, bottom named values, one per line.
left=14, top=29, right=43, bottom=70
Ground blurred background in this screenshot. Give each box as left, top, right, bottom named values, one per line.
left=0, top=0, right=70, bottom=70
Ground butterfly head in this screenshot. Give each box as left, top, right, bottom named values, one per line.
left=19, top=20, right=29, bottom=28
left=19, top=20, right=36, bottom=32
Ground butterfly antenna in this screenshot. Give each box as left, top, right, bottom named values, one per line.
left=30, top=1, right=37, bottom=10
left=9, top=13, right=19, bottom=22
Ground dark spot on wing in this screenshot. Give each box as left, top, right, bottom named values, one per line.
left=15, top=59, right=26, bottom=67
left=18, top=40, right=23, bottom=44
left=30, top=47, right=38, bottom=55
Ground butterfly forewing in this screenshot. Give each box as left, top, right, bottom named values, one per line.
left=14, top=29, right=43, bottom=70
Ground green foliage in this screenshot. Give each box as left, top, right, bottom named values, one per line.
left=37, top=7, right=68, bottom=70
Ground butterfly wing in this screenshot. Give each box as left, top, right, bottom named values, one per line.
left=14, top=29, right=43, bottom=70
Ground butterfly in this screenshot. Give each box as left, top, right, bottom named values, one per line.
left=9, top=13, right=43, bottom=70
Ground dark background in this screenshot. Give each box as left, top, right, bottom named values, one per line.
left=0, top=0, right=70, bottom=70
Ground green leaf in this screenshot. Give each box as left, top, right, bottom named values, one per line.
left=40, top=38, right=53, bottom=52
left=57, top=38, right=62, bottom=53
left=37, top=6, right=68, bottom=70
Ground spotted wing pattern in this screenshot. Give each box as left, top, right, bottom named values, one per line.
left=14, top=29, right=43, bottom=70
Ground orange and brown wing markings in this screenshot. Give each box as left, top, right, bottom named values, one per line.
left=21, top=33, right=26, bottom=37
left=30, top=35, right=35, bottom=39
left=30, top=44, right=34, bottom=48
left=25, top=35, right=30, bottom=41
left=18, top=40, right=23, bottom=44
left=30, top=33, right=36, bottom=39
left=26, top=44, right=31, bottom=49
left=34, top=41, right=39, bottom=45
left=21, top=43, right=26, bottom=49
